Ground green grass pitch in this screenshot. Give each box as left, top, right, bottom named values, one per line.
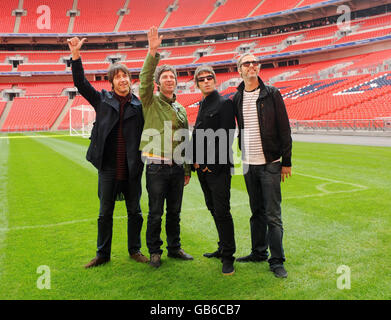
left=0, top=132, right=390, bottom=300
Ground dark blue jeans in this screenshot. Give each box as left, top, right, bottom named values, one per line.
left=97, top=169, right=143, bottom=259
left=197, top=166, right=235, bottom=262
left=146, top=164, right=184, bottom=255
left=243, top=162, right=285, bottom=267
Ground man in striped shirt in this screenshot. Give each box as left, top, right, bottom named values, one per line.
left=233, top=53, right=292, bottom=278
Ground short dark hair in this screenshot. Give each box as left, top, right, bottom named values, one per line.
left=154, top=64, right=177, bottom=86
left=107, top=63, right=131, bottom=89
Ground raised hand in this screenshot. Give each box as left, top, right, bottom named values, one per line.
left=147, top=26, right=163, bottom=57
left=67, top=37, right=87, bottom=60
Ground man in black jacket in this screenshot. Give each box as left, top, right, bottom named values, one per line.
left=233, top=53, right=292, bottom=278
left=68, top=37, right=148, bottom=268
left=191, top=65, right=236, bottom=275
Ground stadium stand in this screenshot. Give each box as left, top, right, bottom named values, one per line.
left=1, top=0, right=391, bottom=131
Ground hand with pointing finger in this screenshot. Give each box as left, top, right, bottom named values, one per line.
left=67, top=37, right=87, bottom=61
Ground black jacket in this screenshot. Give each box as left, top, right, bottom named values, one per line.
left=191, top=90, right=236, bottom=174
left=233, top=77, right=292, bottom=167
left=71, top=58, right=144, bottom=176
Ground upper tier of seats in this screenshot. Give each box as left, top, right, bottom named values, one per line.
left=0, top=0, right=341, bottom=33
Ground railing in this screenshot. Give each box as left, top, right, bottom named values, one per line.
left=290, top=119, right=391, bottom=132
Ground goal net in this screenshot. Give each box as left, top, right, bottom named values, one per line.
left=69, top=104, right=96, bottom=138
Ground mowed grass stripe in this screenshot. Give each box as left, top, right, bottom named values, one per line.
left=0, top=136, right=9, bottom=279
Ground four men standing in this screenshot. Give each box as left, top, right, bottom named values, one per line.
left=70, top=27, right=292, bottom=278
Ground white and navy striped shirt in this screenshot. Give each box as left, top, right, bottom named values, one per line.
left=242, top=88, right=266, bottom=165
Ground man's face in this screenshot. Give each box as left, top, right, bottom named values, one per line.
left=239, top=55, right=260, bottom=82
left=159, top=70, right=176, bottom=97
left=112, top=70, right=131, bottom=96
left=196, top=71, right=216, bottom=97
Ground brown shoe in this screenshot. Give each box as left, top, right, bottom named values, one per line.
left=130, top=252, right=149, bottom=263
left=150, top=253, right=162, bottom=268
left=84, top=256, right=110, bottom=268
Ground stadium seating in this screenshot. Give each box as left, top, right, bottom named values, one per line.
left=119, top=0, right=173, bottom=32
left=72, top=0, right=124, bottom=33
left=19, top=0, right=73, bottom=33
left=207, top=0, right=261, bottom=24
left=250, top=0, right=300, bottom=17
left=164, top=0, right=216, bottom=28
left=0, top=0, right=18, bottom=33
left=1, top=96, right=68, bottom=131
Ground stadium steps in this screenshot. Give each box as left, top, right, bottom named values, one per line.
left=67, top=0, right=79, bottom=33
left=12, top=0, right=25, bottom=33
left=0, top=101, right=14, bottom=130
left=160, top=0, right=179, bottom=29
left=114, top=0, right=130, bottom=32
left=51, top=98, right=74, bottom=131
left=202, top=0, right=221, bottom=25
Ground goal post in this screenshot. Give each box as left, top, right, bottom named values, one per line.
left=69, top=104, right=96, bottom=138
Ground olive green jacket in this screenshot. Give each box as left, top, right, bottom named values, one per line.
left=139, top=52, right=191, bottom=176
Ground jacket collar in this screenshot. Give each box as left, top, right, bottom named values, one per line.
left=159, top=92, right=177, bottom=104
left=202, top=90, right=220, bottom=103
left=237, top=77, right=268, bottom=99
left=103, top=91, right=141, bottom=112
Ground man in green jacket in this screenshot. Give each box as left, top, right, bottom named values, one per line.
left=139, top=26, right=193, bottom=268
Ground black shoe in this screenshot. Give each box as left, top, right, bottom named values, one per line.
left=167, top=249, right=194, bottom=260
left=270, top=265, right=288, bottom=278
left=150, top=253, right=162, bottom=268
left=236, top=254, right=268, bottom=263
left=203, top=250, right=222, bottom=259
left=222, top=260, right=235, bottom=276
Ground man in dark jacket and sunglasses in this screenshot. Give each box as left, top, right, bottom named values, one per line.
left=191, top=65, right=236, bottom=275
left=68, top=37, right=148, bottom=268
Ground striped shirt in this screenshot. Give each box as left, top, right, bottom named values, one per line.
left=242, top=88, right=266, bottom=165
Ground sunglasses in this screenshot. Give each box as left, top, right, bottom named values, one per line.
left=197, top=75, right=215, bottom=82
left=240, top=60, right=259, bottom=68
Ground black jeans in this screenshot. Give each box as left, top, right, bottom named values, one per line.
left=146, top=164, right=184, bottom=255
left=197, top=166, right=235, bottom=262
left=97, top=169, right=143, bottom=259
left=243, top=162, right=285, bottom=267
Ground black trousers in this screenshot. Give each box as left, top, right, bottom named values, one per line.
left=145, top=164, right=184, bottom=255
left=197, top=166, right=235, bottom=262
left=96, top=169, right=143, bottom=259
left=243, top=162, right=285, bottom=267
